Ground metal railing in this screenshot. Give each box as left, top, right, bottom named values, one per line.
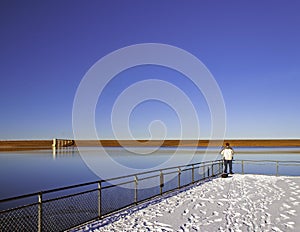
left=233, top=160, right=300, bottom=176
left=0, top=160, right=222, bottom=232
left=2, top=159, right=300, bottom=231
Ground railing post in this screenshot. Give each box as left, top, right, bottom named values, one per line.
left=241, top=160, right=244, bottom=174
left=192, top=164, right=195, bottom=183
left=134, top=175, right=138, bottom=204
left=38, top=192, right=42, bottom=232
left=211, top=163, right=214, bottom=176
left=97, top=181, right=102, bottom=218
left=207, top=166, right=210, bottom=177
left=178, top=167, right=181, bottom=189
left=276, top=161, right=279, bottom=176
left=220, top=160, right=223, bottom=174
left=160, top=171, right=164, bottom=195
left=222, top=160, right=224, bottom=174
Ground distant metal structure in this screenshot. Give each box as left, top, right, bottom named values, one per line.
left=52, top=139, right=74, bottom=148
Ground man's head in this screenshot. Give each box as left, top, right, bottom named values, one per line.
left=226, top=143, right=230, bottom=146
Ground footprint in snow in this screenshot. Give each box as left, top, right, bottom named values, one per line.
left=212, top=211, right=219, bottom=216
left=191, top=213, right=200, bottom=219
left=214, top=218, right=222, bottom=222
left=284, top=222, right=295, bottom=229
left=217, top=201, right=224, bottom=206
left=168, top=209, right=174, bottom=214
left=191, top=225, right=200, bottom=231
left=153, top=221, right=172, bottom=228
left=182, top=209, right=189, bottom=216
left=280, top=213, right=290, bottom=220
left=271, top=226, right=284, bottom=232
left=199, top=209, right=207, bottom=215
left=193, top=203, right=201, bottom=209
left=286, top=210, right=297, bottom=216
left=188, top=216, right=198, bottom=223
left=292, top=201, right=300, bottom=206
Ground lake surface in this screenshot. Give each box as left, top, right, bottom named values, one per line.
left=0, top=147, right=300, bottom=200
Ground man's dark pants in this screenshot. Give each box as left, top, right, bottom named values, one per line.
left=224, top=159, right=233, bottom=173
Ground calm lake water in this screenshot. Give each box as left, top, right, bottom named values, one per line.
left=0, top=147, right=300, bottom=200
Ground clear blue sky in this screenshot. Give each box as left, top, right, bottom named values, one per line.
left=0, top=0, right=299, bottom=140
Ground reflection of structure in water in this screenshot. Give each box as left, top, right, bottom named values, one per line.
left=52, top=138, right=75, bottom=159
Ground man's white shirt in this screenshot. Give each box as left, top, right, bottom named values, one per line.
left=221, top=148, right=234, bottom=160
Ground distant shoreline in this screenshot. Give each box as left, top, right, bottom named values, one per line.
left=0, top=139, right=300, bottom=151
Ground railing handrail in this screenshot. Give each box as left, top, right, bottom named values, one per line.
left=0, top=159, right=221, bottom=203
left=103, top=159, right=220, bottom=182
left=235, top=159, right=300, bottom=164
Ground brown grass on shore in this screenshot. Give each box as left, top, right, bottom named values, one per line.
left=75, top=139, right=300, bottom=147
left=0, top=140, right=52, bottom=151
left=0, top=139, right=300, bottom=152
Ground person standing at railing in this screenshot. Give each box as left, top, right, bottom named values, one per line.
left=220, top=143, right=235, bottom=174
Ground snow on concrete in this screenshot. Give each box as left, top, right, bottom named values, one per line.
left=75, top=174, right=300, bottom=232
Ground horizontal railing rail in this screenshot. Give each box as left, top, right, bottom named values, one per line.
left=234, top=159, right=300, bottom=176
left=0, top=160, right=222, bottom=232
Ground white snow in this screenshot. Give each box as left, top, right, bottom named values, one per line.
left=74, top=174, right=300, bottom=232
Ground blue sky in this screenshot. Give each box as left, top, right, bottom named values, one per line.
left=0, top=0, right=299, bottom=139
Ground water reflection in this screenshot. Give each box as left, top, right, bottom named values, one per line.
left=0, top=147, right=299, bottom=200
left=52, top=146, right=78, bottom=159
